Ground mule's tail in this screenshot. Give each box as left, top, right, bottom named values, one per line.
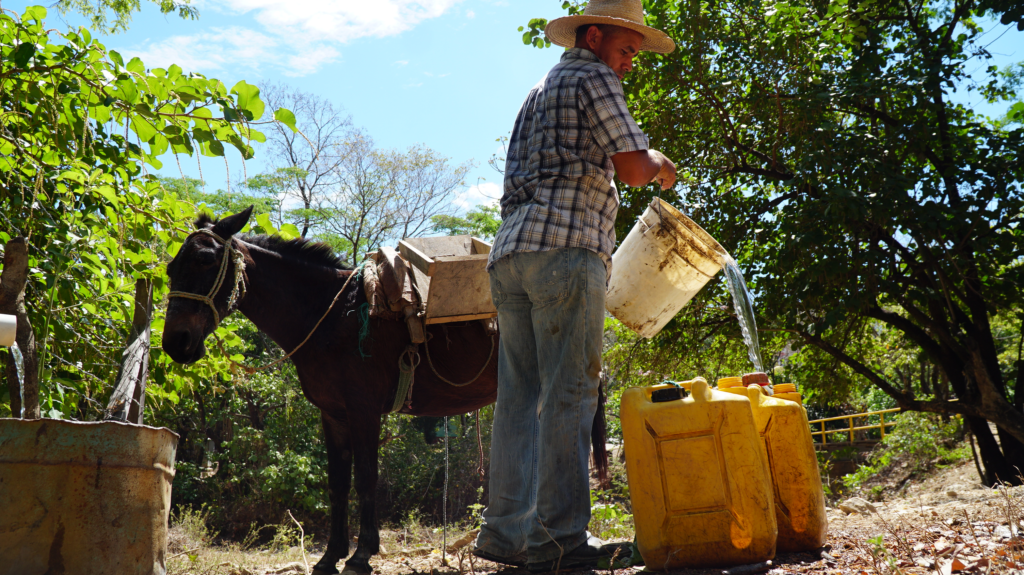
left=591, top=377, right=610, bottom=490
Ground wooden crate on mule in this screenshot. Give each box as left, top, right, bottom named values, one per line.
left=398, top=236, right=496, bottom=324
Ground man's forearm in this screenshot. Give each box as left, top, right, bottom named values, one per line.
left=611, top=149, right=676, bottom=189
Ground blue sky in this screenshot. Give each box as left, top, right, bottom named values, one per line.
left=10, top=0, right=1024, bottom=214
left=27, top=0, right=569, bottom=209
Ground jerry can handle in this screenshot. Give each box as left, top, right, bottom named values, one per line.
left=690, top=379, right=712, bottom=402
left=747, top=385, right=764, bottom=401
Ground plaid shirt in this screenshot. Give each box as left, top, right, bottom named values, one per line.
left=488, top=48, right=649, bottom=271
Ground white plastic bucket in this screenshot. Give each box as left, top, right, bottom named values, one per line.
left=607, top=198, right=727, bottom=338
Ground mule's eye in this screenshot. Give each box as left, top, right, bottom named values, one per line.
left=195, top=250, right=217, bottom=266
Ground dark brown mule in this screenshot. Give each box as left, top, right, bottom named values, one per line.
left=161, top=208, right=608, bottom=575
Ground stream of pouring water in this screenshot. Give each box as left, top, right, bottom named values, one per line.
left=721, top=255, right=764, bottom=373
left=11, top=341, right=24, bottom=416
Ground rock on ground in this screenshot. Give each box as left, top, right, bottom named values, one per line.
left=839, top=496, right=877, bottom=515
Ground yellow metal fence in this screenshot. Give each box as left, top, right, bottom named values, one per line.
left=808, top=408, right=901, bottom=445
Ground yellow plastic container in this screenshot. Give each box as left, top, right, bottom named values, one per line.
left=718, top=376, right=770, bottom=398
left=715, top=376, right=745, bottom=397
left=660, top=377, right=704, bottom=392
left=621, top=380, right=777, bottom=570
left=747, top=386, right=828, bottom=552
left=772, top=383, right=802, bottom=404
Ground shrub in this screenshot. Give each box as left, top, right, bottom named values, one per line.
left=843, top=412, right=967, bottom=491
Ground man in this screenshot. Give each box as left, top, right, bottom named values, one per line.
left=473, top=0, right=677, bottom=572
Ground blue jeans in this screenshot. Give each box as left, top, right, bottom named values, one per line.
left=476, top=248, right=605, bottom=563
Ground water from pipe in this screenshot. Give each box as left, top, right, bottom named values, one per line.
left=11, top=341, right=24, bottom=417
left=721, top=255, right=764, bottom=372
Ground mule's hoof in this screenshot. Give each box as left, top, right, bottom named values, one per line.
left=312, top=568, right=340, bottom=575
left=341, top=565, right=372, bottom=575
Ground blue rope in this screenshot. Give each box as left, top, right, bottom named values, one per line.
left=357, top=302, right=371, bottom=358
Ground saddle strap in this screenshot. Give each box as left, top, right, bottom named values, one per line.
left=393, top=344, right=421, bottom=413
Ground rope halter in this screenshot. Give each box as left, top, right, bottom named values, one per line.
left=167, top=229, right=247, bottom=325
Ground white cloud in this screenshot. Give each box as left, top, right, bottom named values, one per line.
left=394, top=60, right=409, bottom=66
left=454, top=182, right=501, bottom=210
left=283, top=45, right=342, bottom=77
left=125, top=27, right=282, bottom=73
left=223, top=0, right=465, bottom=42
left=466, top=9, right=475, bottom=18
left=122, top=0, right=463, bottom=77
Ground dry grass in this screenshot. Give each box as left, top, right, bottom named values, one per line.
left=823, top=461, right=1024, bottom=574
left=165, top=461, right=1024, bottom=575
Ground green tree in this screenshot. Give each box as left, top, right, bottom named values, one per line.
left=530, top=0, right=1024, bottom=482
left=430, top=204, right=501, bottom=240
left=247, top=129, right=473, bottom=265
left=0, top=6, right=292, bottom=422
left=54, top=0, right=198, bottom=33
left=159, top=176, right=279, bottom=219
left=256, top=85, right=354, bottom=238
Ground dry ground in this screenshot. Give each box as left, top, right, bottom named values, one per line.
left=168, top=461, right=1024, bottom=575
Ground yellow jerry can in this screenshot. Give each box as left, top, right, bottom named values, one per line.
left=772, top=383, right=802, bottom=404
left=621, top=379, right=777, bottom=570
left=715, top=376, right=748, bottom=398
left=717, top=376, right=770, bottom=398
left=746, top=386, right=828, bottom=552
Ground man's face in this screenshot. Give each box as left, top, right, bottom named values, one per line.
left=586, top=26, right=644, bottom=79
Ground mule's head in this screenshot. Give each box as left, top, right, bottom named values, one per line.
left=162, top=206, right=253, bottom=364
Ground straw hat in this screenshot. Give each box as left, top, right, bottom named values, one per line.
left=544, top=0, right=675, bottom=54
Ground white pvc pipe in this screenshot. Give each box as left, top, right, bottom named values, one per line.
left=0, top=314, right=16, bottom=347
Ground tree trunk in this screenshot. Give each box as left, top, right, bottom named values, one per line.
left=919, top=363, right=932, bottom=396
left=966, top=416, right=1022, bottom=486
left=0, top=238, right=39, bottom=419
left=103, top=278, right=153, bottom=424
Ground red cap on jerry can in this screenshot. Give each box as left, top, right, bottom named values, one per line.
left=742, top=372, right=770, bottom=386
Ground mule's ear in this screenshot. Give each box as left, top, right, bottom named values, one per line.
left=213, top=205, right=254, bottom=238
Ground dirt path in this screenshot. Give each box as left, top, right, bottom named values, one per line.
left=171, top=462, right=1024, bottom=575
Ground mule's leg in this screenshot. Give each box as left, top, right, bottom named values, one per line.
left=313, top=412, right=353, bottom=575
left=342, top=414, right=383, bottom=575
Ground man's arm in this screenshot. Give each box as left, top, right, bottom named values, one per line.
left=612, top=149, right=677, bottom=190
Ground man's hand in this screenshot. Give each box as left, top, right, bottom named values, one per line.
left=611, top=149, right=677, bottom=189
left=652, top=151, right=677, bottom=190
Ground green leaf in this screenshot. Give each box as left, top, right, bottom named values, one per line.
left=1009, top=102, right=1024, bottom=122
left=200, top=139, right=225, bottom=157
left=279, top=223, right=300, bottom=240
left=114, top=78, right=139, bottom=103
left=273, top=108, right=298, bottom=133
left=255, top=213, right=278, bottom=235
left=12, top=42, right=35, bottom=67
left=126, top=57, right=145, bottom=74
left=23, top=5, right=46, bottom=22
left=230, top=80, right=265, bottom=121
left=131, top=116, right=157, bottom=142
